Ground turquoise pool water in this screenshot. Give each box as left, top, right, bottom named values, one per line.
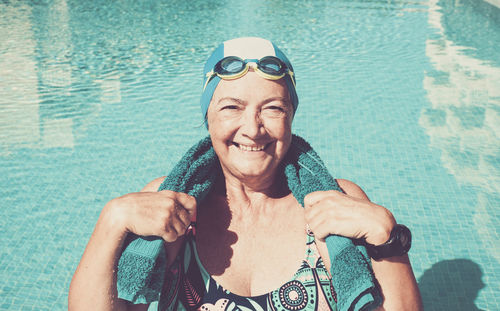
left=1, top=0, right=499, bottom=310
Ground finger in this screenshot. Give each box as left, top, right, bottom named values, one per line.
left=171, top=215, right=189, bottom=237
left=305, top=190, right=342, bottom=207
left=312, top=219, right=331, bottom=241
left=304, top=191, right=328, bottom=207
left=161, top=227, right=178, bottom=242
left=304, top=201, right=329, bottom=224
left=158, top=190, right=197, bottom=222
left=306, top=211, right=325, bottom=234
left=304, top=203, right=319, bottom=223
left=174, top=192, right=197, bottom=222
left=176, top=207, right=192, bottom=228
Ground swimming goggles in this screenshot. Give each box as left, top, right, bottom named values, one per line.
left=203, top=56, right=295, bottom=91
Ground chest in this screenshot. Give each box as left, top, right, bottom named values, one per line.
left=195, top=202, right=308, bottom=296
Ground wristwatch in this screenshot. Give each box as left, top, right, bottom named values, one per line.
left=364, top=224, right=412, bottom=260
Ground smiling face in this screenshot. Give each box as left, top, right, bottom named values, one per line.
left=207, top=71, right=294, bottom=187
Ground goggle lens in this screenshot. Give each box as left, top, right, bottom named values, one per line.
left=258, top=56, right=285, bottom=75
left=218, top=56, right=246, bottom=74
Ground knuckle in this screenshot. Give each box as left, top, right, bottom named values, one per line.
left=304, top=195, right=312, bottom=205
left=160, top=190, right=175, bottom=196
left=160, top=190, right=176, bottom=200
left=179, top=210, right=190, bottom=222
left=304, top=213, right=311, bottom=223
left=304, top=192, right=318, bottom=205
left=163, top=224, right=176, bottom=235
left=327, top=190, right=341, bottom=200
left=163, top=232, right=177, bottom=242
left=189, top=196, right=197, bottom=208
left=159, top=209, right=173, bottom=223
left=164, top=196, right=175, bottom=205
left=325, top=195, right=336, bottom=203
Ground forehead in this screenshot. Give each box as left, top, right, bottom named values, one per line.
left=212, top=72, right=290, bottom=101
left=223, top=37, right=276, bottom=59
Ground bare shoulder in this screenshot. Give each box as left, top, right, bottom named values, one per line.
left=140, top=176, right=166, bottom=192
left=336, top=178, right=370, bottom=201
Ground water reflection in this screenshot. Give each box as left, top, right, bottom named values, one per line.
left=0, top=3, right=40, bottom=154
left=0, top=0, right=229, bottom=156
left=421, top=0, right=500, bottom=263
left=35, top=0, right=80, bottom=150
left=0, top=0, right=114, bottom=155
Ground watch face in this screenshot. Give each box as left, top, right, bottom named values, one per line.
left=397, top=225, right=412, bottom=253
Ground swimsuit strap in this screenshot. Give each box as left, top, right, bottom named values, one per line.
left=306, top=224, right=316, bottom=243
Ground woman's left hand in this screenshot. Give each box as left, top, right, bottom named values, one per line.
left=305, top=182, right=424, bottom=310
left=304, top=190, right=396, bottom=245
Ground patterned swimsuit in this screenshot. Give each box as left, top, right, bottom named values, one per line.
left=158, top=228, right=338, bottom=311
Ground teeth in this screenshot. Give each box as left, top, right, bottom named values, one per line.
left=237, top=144, right=265, bottom=151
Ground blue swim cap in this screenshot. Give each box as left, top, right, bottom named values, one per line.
left=200, top=37, right=298, bottom=125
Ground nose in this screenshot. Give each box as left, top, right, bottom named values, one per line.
left=240, top=107, right=264, bottom=138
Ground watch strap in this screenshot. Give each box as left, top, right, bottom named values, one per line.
left=365, top=224, right=412, bottom=260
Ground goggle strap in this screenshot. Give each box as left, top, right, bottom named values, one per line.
left=203, top=71, right=214, bottom=91
left=288, top=71, right=296, bottom=87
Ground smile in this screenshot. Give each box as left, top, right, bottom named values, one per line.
left=233, top=142, right=268, bottom=152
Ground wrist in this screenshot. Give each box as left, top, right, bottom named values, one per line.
left=98, top=198, right=130, bottom=242
left=364, top=205, right=396, bottom=246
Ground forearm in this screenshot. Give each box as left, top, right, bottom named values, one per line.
left=69, top=201, right=129, bottom=311
left=372, top=255, right=423, bottom=311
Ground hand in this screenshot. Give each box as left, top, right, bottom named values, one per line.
left=304, top=190, right=395, bottom=245
left=106, top=190, right=197, bottom=242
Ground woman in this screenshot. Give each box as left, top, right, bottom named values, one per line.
left=69, top=37, right=422, bottom=311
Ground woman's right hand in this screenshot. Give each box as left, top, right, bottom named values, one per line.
left=106, top=190, right=197, bottom=242
left=69, top=177, right=197, bottom=311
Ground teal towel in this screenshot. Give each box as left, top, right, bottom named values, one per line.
left=117, top=135, right=382, bottom=311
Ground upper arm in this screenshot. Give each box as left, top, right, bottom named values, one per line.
left=336, top=178, right=371, bottom=201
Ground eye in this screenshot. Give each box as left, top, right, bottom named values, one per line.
left=267, top=105, right=285, bottom=112
left=217, top=98, right=243, bottom=112
left=262, top=103, right=289, bottom=118
left=221, top=105, right=239, bottom=110
left=264, top=103, right=288, bottom=113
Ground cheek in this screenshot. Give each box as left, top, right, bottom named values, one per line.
left=207, top=106, right=222, bottom=137
left=264, top=117, right=293, bottom=149
left=207, top=115, right=236, bottom=148
left=273, top=113, right=293, bottom=135
left=279, top=115, right=294, bottom=149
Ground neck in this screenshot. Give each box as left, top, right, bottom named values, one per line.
left=214, top=169, right=290, bottom=214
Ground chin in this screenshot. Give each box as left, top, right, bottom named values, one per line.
left=229, top=160, right=279, bottom=181
left=237, top=166, right=272, bottom=179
